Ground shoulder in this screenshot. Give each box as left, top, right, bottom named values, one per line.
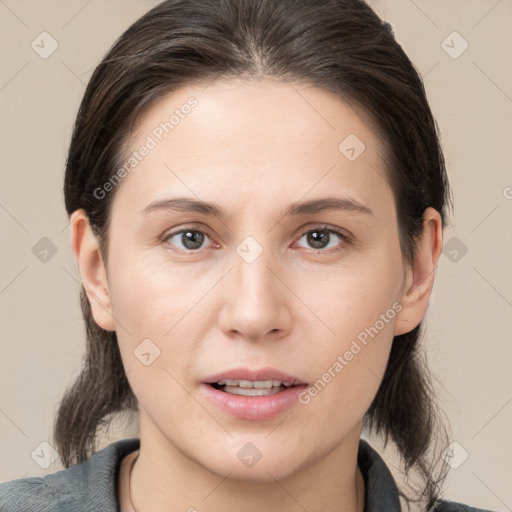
left=0, top=476, right=65, bottom=512
left=357, top=438, right=497, bottom=512
left=0, top=438, right=140, bottom=512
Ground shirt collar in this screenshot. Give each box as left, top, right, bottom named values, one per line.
left=358, top=438, right=402, bottom=511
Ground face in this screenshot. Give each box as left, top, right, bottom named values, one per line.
left=90, top=78, right=412, bottom=481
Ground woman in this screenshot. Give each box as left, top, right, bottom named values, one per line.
left=0, top=0, right=496, bottom=511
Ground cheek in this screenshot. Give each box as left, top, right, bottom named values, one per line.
left=106, top=254, right=216, bottom=389
left=297, top=254, right=401, bottom=415
left=107, top=253, right=207, bottom=337
left=309, top=249, right=402, bottom=345
left=107, top=262, right=203, bottom=425
left=296, top=316, right=395, bottom=442
left=304, top=310, right=396, bottom=392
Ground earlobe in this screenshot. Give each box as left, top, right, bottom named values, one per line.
left=394, top=207, right=443, bottom=336
left=70, top=209, right=116, bottom=331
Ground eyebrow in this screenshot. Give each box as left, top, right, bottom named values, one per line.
left=139, top=196, right=374, bottom=219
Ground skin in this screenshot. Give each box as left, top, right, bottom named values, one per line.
left=70, top=78, right=443, bottom=512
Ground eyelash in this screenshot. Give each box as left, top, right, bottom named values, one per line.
left=161, top=224, right=351, bottom=255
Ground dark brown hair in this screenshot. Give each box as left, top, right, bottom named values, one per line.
left=56, top=0, right=453, bottom=509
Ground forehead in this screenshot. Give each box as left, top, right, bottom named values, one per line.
left=111, top=78, right=392, bottom=220
left=130, top=78, right=384, bottom=155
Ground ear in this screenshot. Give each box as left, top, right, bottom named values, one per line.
left=394, top=207, right=443, bottom=336
left=70, top=209, right=116, bottom=331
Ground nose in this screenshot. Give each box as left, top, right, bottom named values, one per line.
left=217, top=241, right=292, bottom=342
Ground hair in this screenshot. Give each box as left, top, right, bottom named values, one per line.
left=56, top=0, right=454, bottom=509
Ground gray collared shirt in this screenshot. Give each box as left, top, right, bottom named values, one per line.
left=0, top=438, right=494, bottom=511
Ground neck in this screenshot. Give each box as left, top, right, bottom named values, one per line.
left=130, top=414, right=365, bottom=512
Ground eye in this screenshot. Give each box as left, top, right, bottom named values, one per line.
left=163, top=227, right=214, bottom=252
left=294, top=225, right=350, bottom=253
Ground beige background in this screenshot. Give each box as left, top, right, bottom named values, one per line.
left=0, top=1, right=511, bottom=510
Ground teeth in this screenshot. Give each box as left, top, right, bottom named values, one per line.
left=216, top=379, right=292, bottom=388
left=222, top=386, right=284, bottom=396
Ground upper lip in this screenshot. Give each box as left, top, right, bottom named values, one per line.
left=203, top=367, right=307, bottom=386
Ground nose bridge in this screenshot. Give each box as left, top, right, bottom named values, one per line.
left=233, top=235, right=279, bottom=309
left=218, top=234, right=288, bottom=338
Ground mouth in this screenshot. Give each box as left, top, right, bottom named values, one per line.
left=201, top=371, right=308, bottom=421
left=201, top=368, right=308, bottom=420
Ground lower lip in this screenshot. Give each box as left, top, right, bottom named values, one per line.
left=200, top=383, right=308, bottom=421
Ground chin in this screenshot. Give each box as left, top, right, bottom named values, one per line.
left=216, top=462, right=300, bottom=483
left=197, top=447, right=308, bottom=483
